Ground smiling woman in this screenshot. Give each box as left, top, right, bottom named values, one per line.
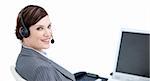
left=15, top=5, right=76, bottom=81
left=22, top=15, right=52, bottom=51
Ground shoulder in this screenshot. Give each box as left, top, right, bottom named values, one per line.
left=25, top=55, right=53, bottom=69
left=17, top=47, right=52, bottom=68
left=16, top=53, right=53, bottom=73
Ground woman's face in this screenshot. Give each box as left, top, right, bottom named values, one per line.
left=23, top=15, right=52, bottom=51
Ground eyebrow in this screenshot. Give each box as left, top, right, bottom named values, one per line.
left=48, top=24, right=51, bottom=27
left=35, top=23, right=51, bottom=28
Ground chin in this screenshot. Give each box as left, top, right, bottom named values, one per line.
left=42, top=45, right=50, bottom=49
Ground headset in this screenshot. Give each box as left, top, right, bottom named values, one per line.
left=19, top=12, right=55, bottom=44
left=19, top=12, right=29, bottom=38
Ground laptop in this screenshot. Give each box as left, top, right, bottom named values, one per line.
left=110, top=28, right=150, bottom=81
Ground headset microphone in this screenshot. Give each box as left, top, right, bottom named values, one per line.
left=51, top=39, right=55, bottom=44
left=51, top=35, right=55, bottom=44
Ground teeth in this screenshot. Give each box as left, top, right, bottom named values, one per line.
left=42, top=39, right=49, bottom=42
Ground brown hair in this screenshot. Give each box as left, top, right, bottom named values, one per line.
left=15, top=5, right=48, bottom=40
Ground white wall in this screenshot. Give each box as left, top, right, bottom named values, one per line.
left=0, top=0, right=149, bottom=81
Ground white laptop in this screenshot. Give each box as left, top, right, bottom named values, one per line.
left=110, top=28, right=150, bottom=81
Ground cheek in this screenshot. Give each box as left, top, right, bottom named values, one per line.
left=33, top=35, right=42, bottom=42
left=29, top=36, right=43, bottom=48
left=29, top=30, right=45, bottom=45
left=30, top=33, right=42, bottom=42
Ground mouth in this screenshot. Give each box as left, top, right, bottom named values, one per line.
left=41, top=39, right=50, bottom=44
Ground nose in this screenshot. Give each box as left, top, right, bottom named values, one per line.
left=44, top=29, right=52, bottom=37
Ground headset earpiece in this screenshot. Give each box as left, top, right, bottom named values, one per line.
left=19, top=26, right=29, bottom=38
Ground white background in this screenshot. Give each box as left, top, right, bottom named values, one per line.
left=0, top=0, right=149, bottom=81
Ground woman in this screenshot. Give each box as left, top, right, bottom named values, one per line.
left=15, top=5, right=76, bottom=81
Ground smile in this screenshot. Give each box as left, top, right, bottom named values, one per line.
left=41, top=39, right=50, bottom=43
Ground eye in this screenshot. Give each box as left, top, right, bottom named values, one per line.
left=36, top=27, right=44, bottom=31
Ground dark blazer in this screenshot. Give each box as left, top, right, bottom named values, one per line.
left=16, top=46, right=76, bottom=81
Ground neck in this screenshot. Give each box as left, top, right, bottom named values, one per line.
left=22, top=43, right=43, bottom=52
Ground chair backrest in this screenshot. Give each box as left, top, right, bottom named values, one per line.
left=10, top=65, right=26, bottom=81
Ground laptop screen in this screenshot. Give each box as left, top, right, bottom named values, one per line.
left=115, top=30, right=150, bottom=78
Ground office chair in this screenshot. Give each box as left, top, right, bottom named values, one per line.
left=10, top=65, right=26, bottom=81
